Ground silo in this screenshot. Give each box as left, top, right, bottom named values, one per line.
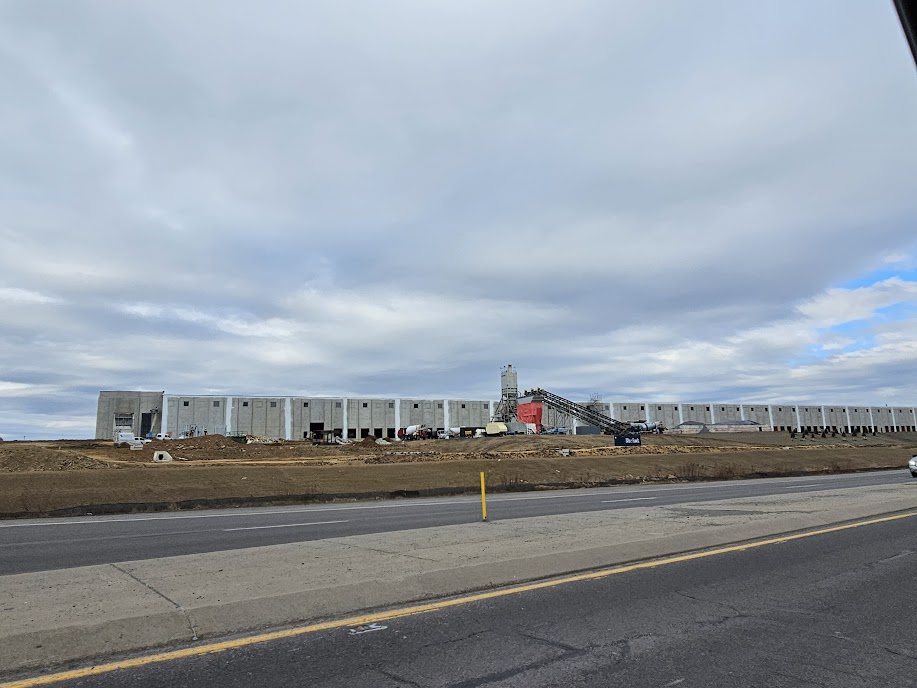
left=499, top=364, right=519, bottom=421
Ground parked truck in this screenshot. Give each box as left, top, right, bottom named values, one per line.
left=397, top=425, right=428, bottom=440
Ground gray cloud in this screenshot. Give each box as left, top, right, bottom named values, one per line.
left=1, top=1, right=917, bottom=438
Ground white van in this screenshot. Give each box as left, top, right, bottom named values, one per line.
left=114, top=431, right=146, bottom=448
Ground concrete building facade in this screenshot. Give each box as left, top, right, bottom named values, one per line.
left=96, top=391, right=495, bottom=439
left=348, top=398, right=397, bottom=439
left=714, top=405, right=743, bottom=423
left=578, top=400, right=917, bottom=434
left=652, top=404, right=683, bottom=428
left=231, top=397, right=286, bottom=438
left=167, top=395, right=228, bottom=436
left=448, top=400, right=493, bottom=429
left=96, top=391, right=917, bottom=439
left=291, top=398, right=344, bottom=439
left=399, top=399, right=442, bottom=431
left=681, top=403, right=714, bottom=424
left=610, top=402, right=648, bottom=423
left=95, top=391, right=165, bottom=440
left=770, top=405, right=796, bottom=429
left=847, top=406, right=871, bottom=429
left=798, top=405, right=823, bottom=429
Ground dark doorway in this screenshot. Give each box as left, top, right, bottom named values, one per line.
left=140, top=413, right=153, bottom=438
left=310, top=422, right=324, bottom=437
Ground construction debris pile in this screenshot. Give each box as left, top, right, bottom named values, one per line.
left=0, top=444, right=108, bottom=472
left=244, top=435, right=285, bottom=445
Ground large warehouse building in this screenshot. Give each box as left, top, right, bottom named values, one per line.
left=600, top=401, right=915, bottom=434
left=96, top=390, right=917, bottom=440
left=96, top=391, right=494, bottom=440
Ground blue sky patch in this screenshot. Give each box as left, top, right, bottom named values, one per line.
left=839, top=268, right=917, bottom=290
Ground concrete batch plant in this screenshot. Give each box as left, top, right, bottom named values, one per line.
left=96, top=366, right=917, bottom=440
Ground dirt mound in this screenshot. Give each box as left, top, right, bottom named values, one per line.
left=363, top=451, right=443, bottom=464
left=85, top=435, right=345, bottom=463
left=0, top=444, right=108, bottom=472
left=341, top=436, right=383, bottom=452
left=7, top=432, right=915, bottom=471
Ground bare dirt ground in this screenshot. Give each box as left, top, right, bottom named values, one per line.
left=2, top=432, right=914, bottom=516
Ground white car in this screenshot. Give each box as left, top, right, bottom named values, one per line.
left=910, top=455, right=917, bottom=478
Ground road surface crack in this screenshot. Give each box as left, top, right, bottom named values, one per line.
left=515, top=631, right=585, bottom=654
left=445, top=648, right=586, bottom=688
left=884, top=646, right=917, bottom=662
left=377, top=668, right=423, bottom=687
left=416, top=629, right=490, bottom=650
left=676, top=590, right=747, bottom=619
left=109, top=563, right=200, bottom=641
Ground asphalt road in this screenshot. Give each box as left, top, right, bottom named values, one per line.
left=0, top=470, right=912, bottom=575
left=35, top=504, right=917, bottom=687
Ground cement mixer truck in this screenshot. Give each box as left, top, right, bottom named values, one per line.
left=397, top=425, right=428, bottom=440
left=628, top=422, right=665, bottom=433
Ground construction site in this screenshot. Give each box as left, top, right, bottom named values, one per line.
left=0, top=364, right=911, bottom=518
left=95, top=364, right=917, bottom=443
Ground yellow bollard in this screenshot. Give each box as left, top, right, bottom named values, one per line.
left=480, top=471, right=487, bottom=522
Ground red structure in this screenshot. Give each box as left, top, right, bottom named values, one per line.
left=516, top=402, right=543, bottom=433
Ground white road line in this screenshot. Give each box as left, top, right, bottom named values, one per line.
left=0, top=473, right=894, bottom=528
left=600, top=497, right=658, bottom=504
left=0, top=492, right=675, bottom=527
left=783, top=484, right=820, bottom=489
left=223, top=520, right=348, bottom=532
left=0, top=502, right=474, bottom=527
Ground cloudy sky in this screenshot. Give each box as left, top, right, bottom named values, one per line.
left=1, top=1, right=916, bottom=439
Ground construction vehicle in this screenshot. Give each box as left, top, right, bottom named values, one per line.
left=485, top=421, right=508, bottom=436
left=398, top=425, right=439, bottom=440
left=628, top=421, right=665, bottom=433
